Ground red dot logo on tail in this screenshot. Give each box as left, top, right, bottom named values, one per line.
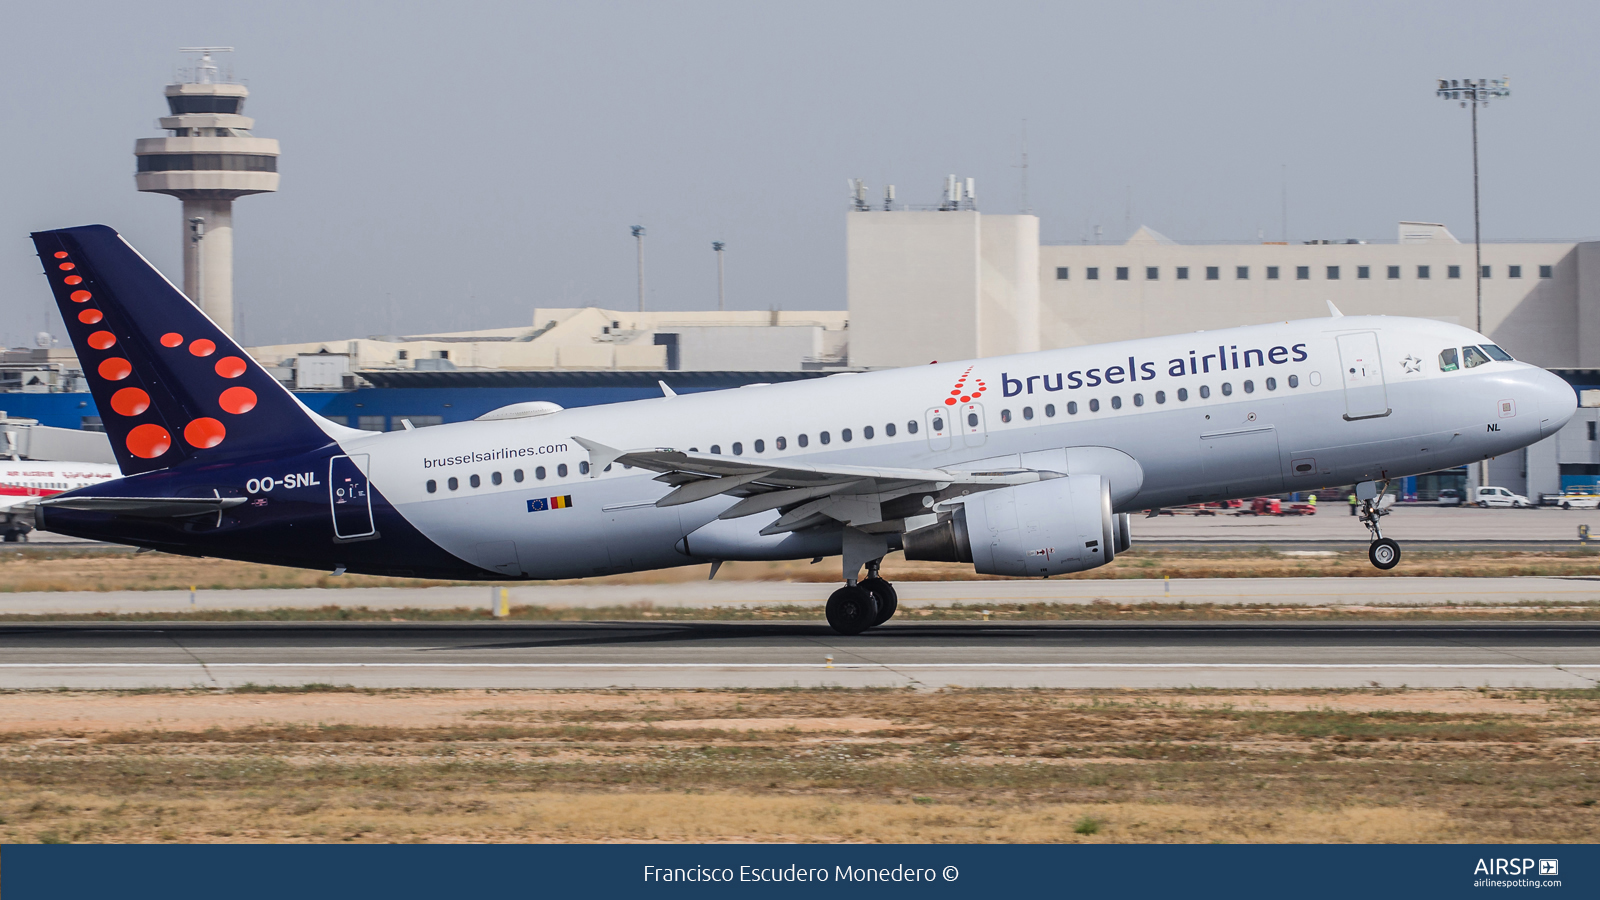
left=219, top=387, right=257, bottom=414
left=214, top=356, right=247, bottom=378
left=126, top=424, right=171, bottom=459
left=184, top=418, right=226, bottom=449
left=87, top=331, right=116, bottom=350
left=161, top=333, right=183, bottom=348
left=70, top=290, right=91, bottom=303
left=98, top=358, right=132, bottom=381
left=939, top=366, right=976, bottom=406
left=57, top=262, right=74, bottom=271
left=64, top=275, right=82, bottom=285
left=110, top=388, right=150, bottom=417
left=77, top=309, right=102, bottom=324
left=53, top=251, right=68, bottom=259
left=189, top=339, right=215, bottom=357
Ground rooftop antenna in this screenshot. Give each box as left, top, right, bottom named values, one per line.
left=964, top=177, right=977, bottom=210
left=178, top=47, right=234, bottom=84
left=941, top=175, right=958, bottom=211
left=1015, top=119, right=1031, bottom=214
left=847, top=178, right=869, bottom=211
left=883, top=184, right=895, bottom=211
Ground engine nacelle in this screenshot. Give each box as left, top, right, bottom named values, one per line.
left=903, top=475, right=1117, bottom=577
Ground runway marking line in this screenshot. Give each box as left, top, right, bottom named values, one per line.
left=3, top=663, right=1599, bottom=670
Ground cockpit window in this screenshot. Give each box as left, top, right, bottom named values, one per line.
left=1462, top=345, right=1492, bottom=368
left=1438, top=348, right=1459, bottom=372
left=1480, top=344, right=1513, bottom=361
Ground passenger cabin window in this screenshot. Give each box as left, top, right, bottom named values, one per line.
left=863, top=426, right=874, bottom=439
left=492, top=472, right=503, bottom=485
left=1023, top=406, right=1034, bottom=419
left=798, top=434, right=809, bottom=447
left=710, top=444, right=721, bottom=454
left=732, top=442, right=743, bottom=454
left=470, top=474, right=481, bottom=488
left=1110, top=396, right=1122, bottom=409
left=1177, top=388, right=1189, bottom=401
left=776, top=436, right=787, bottom=450
left=931, top=416, right=943, bottom=431
left=966, top=412, right=978, bottom=427
left=1462, top=346, right=1492, bottom=368
left=1481, top=344, right=1513, bottom=361
left=1221, top=382, right=1233, bottom=396
left=1199, top=385, right=1211, bottom=399
left=1265, top=377, right=1277, bottom=390
left=1000, top=409, right=1012, bottom=423
left=884, top=423, right=895, bottom=437
left=448, top=477, right=459, bottom=491
left=907, top=420, right=918, bottom=434
left=1088, top=399, right=1100, bottom=412
left=1288, top=375, right=1299, bottom=388
left=1067, top=401, right=1078, bottom=415
left=536, top=466, right=546, bottom=479
left=820, top=431, right=831, bottom=445
left=514, top=469, right=524, bottom=482
left=557, top=463, right=569, bottom=477
left=1243, top=380, right=1254, bottom=393
left=1045, top=404, right=1056, bottom=416
left=1155, top=391, right=1166, bottom=404
left=426, top=480, right=437, bottom=493
left=754, top=439, right=765, bottom=452
left=840, top=429, right=852, bottom=442
left=579, top=461, right=590, bottom=474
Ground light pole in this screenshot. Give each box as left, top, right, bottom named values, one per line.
left=1435, top=77, right=1509, bottom=337
left=631, top=225, right=646, bottom=312
left=711, top=241, right=725, bottom=312
left=1436, top=77, right=1509, bottom=493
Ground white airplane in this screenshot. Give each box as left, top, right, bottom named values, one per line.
left=0, top=459, right=120, bottom=541
left=30, top=225, right=1577, bottom=633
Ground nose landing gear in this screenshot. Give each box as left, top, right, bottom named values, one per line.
left=1356, top=480, right=1401, bottom=570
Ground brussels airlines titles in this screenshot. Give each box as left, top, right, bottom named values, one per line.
left=1003, top=342, right=1310, bottom=395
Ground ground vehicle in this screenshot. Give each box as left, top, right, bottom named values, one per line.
left=1542, top=487, right=1600, bottom=509
left=1436, top=488, right=1463, bottom=507
left=1473, top=486, right=1531, bottom=508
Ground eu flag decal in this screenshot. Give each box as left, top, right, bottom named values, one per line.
left=527, top=496, right=573, bottom=513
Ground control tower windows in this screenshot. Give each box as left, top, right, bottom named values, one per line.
left=137, top=154, right=277, bottom=173
left=167, top=95, right=243, bottom=114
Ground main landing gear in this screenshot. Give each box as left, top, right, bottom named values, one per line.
left=825, top=558, right=898, bottom=635
left=1355, top=480, right=1401, bottom=570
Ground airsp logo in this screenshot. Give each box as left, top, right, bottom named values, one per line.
left=1539, top=859, right=1559, bottom=876
left=1473, top=858, right=1553, bottom=876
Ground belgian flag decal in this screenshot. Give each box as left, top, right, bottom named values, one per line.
left=527, top=495, right=574, bottom=513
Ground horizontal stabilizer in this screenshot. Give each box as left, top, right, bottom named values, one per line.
left=39, top=495, right=247, bottom=518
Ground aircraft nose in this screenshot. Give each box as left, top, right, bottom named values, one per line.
left=1531, top=367, right=1577, bottom=438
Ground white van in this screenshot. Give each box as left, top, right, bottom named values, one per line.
left=1474, top=486, right=1531, bottom=508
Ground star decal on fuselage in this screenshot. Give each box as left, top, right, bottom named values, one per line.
left=1400, top=354, right=1422, bottom=374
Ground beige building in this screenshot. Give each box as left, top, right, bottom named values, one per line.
left=847, top=211, right=1598, bottom=369
left=247, top=307, right=849, bottom=388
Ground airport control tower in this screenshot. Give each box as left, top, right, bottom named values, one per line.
left=134, top=48, right=278, bottom=335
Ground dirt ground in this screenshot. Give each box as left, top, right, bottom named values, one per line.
left=6, top=547, right=1600, bottom=594
left=2, top=687, right=1597, bottom=844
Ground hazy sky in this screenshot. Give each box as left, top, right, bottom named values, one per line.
left=2, top=1, right=1596, bottom=346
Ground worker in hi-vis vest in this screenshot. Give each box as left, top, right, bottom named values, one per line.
left=1348, top=492, right=1359, bottom=516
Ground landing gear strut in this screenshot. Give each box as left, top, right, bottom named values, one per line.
left=1356, top=480, right=1401, bottom=570
left=826, top=557, right=899, bottom=635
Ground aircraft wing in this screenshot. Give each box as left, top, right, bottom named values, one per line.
left=573, top=437, right=1050, bottom=534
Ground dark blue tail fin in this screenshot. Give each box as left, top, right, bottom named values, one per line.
left=32, top=224, right=335, bottom=475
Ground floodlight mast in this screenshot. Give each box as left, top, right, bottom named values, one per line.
left=1436, top=76, right=1510, bottom=493
left=711, top=242, right=726, bottom=312
left=631, top=225, right=646, bottom=312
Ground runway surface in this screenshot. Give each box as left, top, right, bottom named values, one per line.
left=5, top=575, right=1598, bottom=615
left=5, top=620, right=1598, bottom=690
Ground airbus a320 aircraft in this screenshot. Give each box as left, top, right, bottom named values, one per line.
left=30, top=225, right=1576, bottom=633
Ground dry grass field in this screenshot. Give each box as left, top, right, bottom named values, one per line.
left=2, top=687, right=1598, bottom=844
left=6, top=547, right=1600, bottom=594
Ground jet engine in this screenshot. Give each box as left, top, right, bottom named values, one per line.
left=902, top=475, right=1121, bottom=577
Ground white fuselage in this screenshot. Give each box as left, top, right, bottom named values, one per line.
left=261, top=315, right=1572, bottom=579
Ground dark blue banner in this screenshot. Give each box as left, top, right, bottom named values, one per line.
left=4, top=844, right=1594, bottom=899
